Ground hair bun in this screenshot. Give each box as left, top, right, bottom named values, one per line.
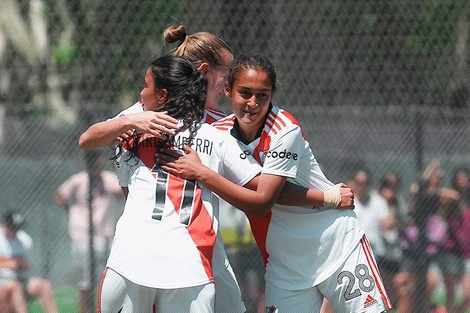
left=163, top=25, right=188, bottom=43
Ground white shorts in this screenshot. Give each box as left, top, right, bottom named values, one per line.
left=214, top=259, right=246, bottom=313
left=98, top=267, right=215, bottom=313
left=265, top=235, right=392, bottom=313
left=98, top=268, right=127, bottom=313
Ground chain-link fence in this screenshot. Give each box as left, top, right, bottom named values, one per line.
left=1, top=0, right=470, bottom=312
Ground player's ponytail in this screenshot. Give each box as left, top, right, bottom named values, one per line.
left=113, top=55, right=206, bottom=162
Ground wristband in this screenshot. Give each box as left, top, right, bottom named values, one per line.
left=323, top=184, right=342, bottom=208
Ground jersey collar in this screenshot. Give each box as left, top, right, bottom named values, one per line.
left=231, top=103, right=273, bottom=144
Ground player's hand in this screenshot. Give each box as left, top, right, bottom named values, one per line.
left=3, top=257, right=28, bottom=270
left=117, top=111, right=179, bottom=142
left=15, top=257, right=28, bottom=270
left=157, top=144, right=203, bottom=180
left=338, top=183, right=354, bottom=209
left=115, top=129, right=135, bottom=143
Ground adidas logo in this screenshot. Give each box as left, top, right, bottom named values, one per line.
left=364, top=294, right=378, bottom=308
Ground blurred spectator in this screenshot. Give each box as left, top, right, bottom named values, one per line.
left=55, top=154, right=122, bottom=313
left=448, top=166, right=470, bottom=313
left=452, top=166, right=470, bottom=208
left=351, top=169, right=398, bottom=303
left=0, top=211, right=58, bottom=313
left=377, top=170, right=407, bottom=308
left=400, top=159, right=446, bottom=312
left=0, top=280, right=28, bottom=313
left=432, top=188, right=465, bottom=313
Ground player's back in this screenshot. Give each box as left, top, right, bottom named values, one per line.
left=108, top=122, right=260, bottom=289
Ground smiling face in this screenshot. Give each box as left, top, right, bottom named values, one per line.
left=225, top=68, right=272, bottom=141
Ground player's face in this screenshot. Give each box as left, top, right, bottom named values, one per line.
left=205, top=49, right=233, bottom=109
left=140, top=68, right=160, bottom=111
left=226, top=68, right=272, bottom=140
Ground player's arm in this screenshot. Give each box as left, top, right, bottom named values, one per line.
left=55, top=192, right=68, bottom=211
left=0, top=257, right=28, bottom=270
left=157, top=145, right=279, bottom=217
left=277, top=181, right=353, bottom=208
left=78, top=111, right=179, bottom=150
left=158, top=145, right=351, bottom=217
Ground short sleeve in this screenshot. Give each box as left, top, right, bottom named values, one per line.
left=261, top=124, right=304, bottom=178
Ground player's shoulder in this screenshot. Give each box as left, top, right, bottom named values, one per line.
left=211, top=114, right=236, bottom=131
left=203, top=107, right=226, bottom=124
left=266, top=105, right=302, bottom=133
left=197, top=122, right=229, bottom=137
left=116, top=101, right=144, bottom=117
left=196, top=123, right=236, bottom=144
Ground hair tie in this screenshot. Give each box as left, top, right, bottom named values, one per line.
left=174, top=32, right=190, bottom=56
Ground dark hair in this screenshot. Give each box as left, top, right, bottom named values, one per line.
left=379, top=170, right=401, bottom=191
left=164, top=25, right=232, bottom=69
left=150, top=55, right=207, bottom=126
left=353, top=168, right=371, bottom=185
left=452, top=166, right=470, bottom=205
left=3, top=211, right=25, bottom=231
left=121, top=55, right=207, bottom=160
left=226, top=53, right=277, bottom=92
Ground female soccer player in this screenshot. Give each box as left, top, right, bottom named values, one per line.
left=158, top=53, right=392, bottom=312
left=95, top=55, right=263, bottom=313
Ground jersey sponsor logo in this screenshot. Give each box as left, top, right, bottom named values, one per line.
left=363, top=294, right=378, bottom=308
left=239, top=150, right=251, bottom=159
left=260, top=149, right=298, bottom=160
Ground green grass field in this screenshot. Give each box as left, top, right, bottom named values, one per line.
left=28, top=288, right=78, bottom=313
left=27, top=287, right=469, bottom=313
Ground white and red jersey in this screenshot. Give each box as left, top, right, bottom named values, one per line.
left=115, top=101, right=145, bottom=116
left=203, top=107, right=226, bottom=124
left=213, top=105, right=365, bottom=290
left=111, top=103, right=232, bottom=279
left=107, top=122, right=260, bottom=289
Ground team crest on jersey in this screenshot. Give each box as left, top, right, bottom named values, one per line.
left=266, top=306, right=278, bottom=313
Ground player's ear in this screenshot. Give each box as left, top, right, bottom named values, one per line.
left=157, top=88, right=168, bottom=104
left=224, top=82, right=231, bottom=98
left=196, top=62, right=209, bottom=75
